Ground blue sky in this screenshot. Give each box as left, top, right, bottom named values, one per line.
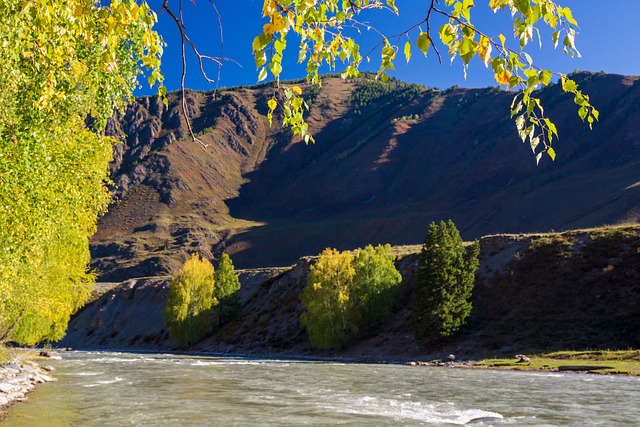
left=139, top=0, right=640, bottom=95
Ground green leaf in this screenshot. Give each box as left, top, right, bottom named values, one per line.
left=562, top=7, right=578, bottom=26
left=416, top=32, right=431, bottom=56
left=561, top=77, right=577, bottom=93
left=404, top=40, right=412, bottom=63
left=539, top=69, right=552, bottom=85
left=547, top=147, right=556, bottom=161
left=252, top=34, right=271, bottom=53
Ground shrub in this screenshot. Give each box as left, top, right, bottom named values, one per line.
left=412, top=220, right=479, bottom=343
left=164, top=254, right=217, bottom=347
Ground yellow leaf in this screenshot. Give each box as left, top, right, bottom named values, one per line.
left=262, top=0, right=277, bottom=17
left=292, top=85, right=302, bottom=95
left=475, top=35, right=492, bottom=66
left=495, top=69, right=512, bottom=86
left=263, top=14, right=286, bottom=35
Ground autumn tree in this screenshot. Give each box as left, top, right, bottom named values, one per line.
left=412, top=220, right=479, bottom=343
left=300, top=248, right=356, bottom=348
left=0, top=0, right=164, bottom=345
left=214, top=254, right=241, bottom=327
left=300, top=245, right=402, bottom=348
left=164, top=254, right=217, bottom=347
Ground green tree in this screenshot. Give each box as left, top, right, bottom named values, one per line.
left=300, top=245, right=403, bottom=348
left=412, top=220, right=480, bottom=343
left=164, top=254, right=217, bottom=347
left=300, top=248, right=357, bottom=348
left=214, top=254, right=241, bottom=327
left=352, top=244, right=402, bottom=328
left=0, top=0, right=164, bottom=345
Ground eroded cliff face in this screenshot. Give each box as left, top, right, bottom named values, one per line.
left=59, top=254, right=423, bottom=358
left=60, top=227, right=640, bottom=357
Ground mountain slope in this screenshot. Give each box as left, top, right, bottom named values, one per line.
left=92, top=72, right=640, bottom=279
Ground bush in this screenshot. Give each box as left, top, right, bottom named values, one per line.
left=164, top=254, right=217, bottom=347
left=300, top=245, right=402, bottom=349
left=412, top=220, right=479, bottom=343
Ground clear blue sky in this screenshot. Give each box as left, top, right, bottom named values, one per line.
left=139, top=0, right=640, bottom=95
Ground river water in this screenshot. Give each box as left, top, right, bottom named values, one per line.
left=2, top=352, right=639, bottom=426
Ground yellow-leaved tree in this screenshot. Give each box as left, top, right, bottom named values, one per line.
left=300, top=245, right=402, bottom=348
left=0, top=0, right=164, bottom=345
left=164, top=254, right=217, bottom=347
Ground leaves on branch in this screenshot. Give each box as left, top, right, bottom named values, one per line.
left=251, top=0, right=597, bottom=161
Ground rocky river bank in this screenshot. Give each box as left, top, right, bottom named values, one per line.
left=0, top=354, right=57, bottom=418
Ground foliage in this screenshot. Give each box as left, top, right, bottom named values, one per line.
left=300, top=245, right=402, bottom=348
left=164, top=254, right=217, bottom=346
left=412, top=220, right=479, bottom=343
left=300, top=248, right=356, bottom=348
left=254, top=0, right=597, bottom=162
left=0, top=0, right=164, bottom=345
left=349, top=77, right=424, bottom=116
left=214, top=254, right=241, bottom=326
left=352, top=244, right=402, bottom=327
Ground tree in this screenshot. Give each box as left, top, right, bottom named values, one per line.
left=352, top=244, right=402, bottom=327
left=300, top=248, right=357, bottom=348
left=249, top=0, right=598, bottom=162
left=164, top=254, right=217, bottom=347
left=412, top=220, right=480, bottom=343
left=300, top=245, right=403, bottom=348
left=214, top=253, right=241, bottom=327
left=0, top=0, right=164, bottom=345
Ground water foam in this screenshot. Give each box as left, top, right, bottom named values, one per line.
left=326, top=393, right=504, bottom=425
left=82, top=376, right=124, bottom=387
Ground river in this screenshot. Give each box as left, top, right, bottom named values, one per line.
left=2, top=352, right=639, bottom=426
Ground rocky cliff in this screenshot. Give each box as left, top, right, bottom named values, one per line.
left=62, top=226, right=640, bottom=358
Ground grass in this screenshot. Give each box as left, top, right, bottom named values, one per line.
left=476, top=350, right=640, bottom=376
left=0, top=346, right=40, bottom=364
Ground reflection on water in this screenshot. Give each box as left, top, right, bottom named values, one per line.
left=3, top=352, right=640, bottom=426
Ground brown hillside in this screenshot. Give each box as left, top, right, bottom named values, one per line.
left=92, top=72, right=640, bottom=280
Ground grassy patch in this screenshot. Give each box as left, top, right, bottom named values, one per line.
left=477, top=350, right=640, bottom=376
left=0, top=346, right=40, bottom=364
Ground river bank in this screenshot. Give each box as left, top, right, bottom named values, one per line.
left=0, top=351, right=57, bottom=419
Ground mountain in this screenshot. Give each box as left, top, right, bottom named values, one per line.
left=91, top=72, right=640, bottom=280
